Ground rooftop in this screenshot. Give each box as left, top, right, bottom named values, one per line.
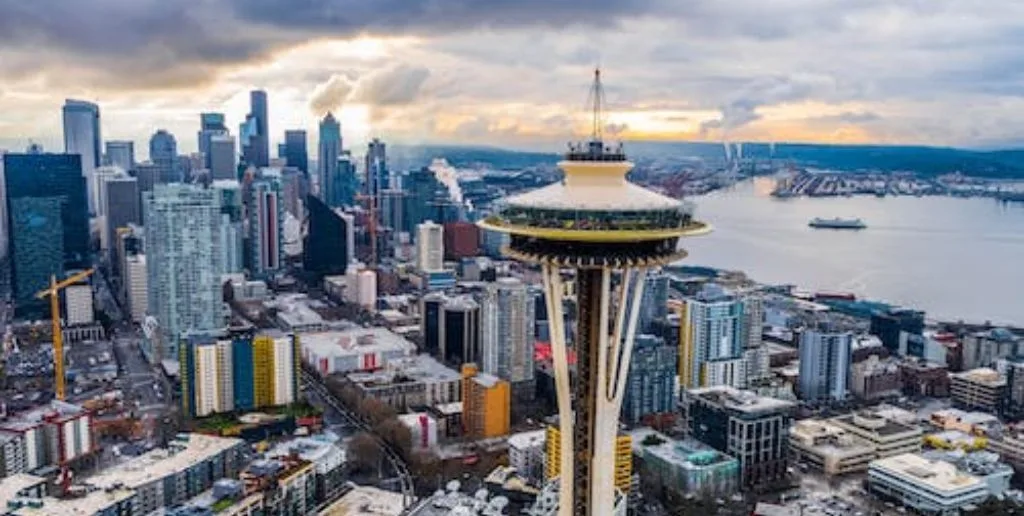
left=10, top=488, right=136, bottom=515
left=790, top=420, right=875, bottom=457
left=0, top=474, right=46, bottom=507
left=0, top=401, right=88, bottom=432
left=832, top=410, right=922, bottom=438
left=301, top=327, right=417, bottom=359
left=629, top=428, right=738, bottom=470
left=507, top=429, right=546, bottom=451
left=319, top=485, right=405, bottom=516
left=348, top=355, right=461, bottom=388
left=871, top=453, right=983, bottom=493
left=687, top=386, right=796, bottom=415
left=952, top=368, right=1007, bottom=387
left=86, top=433, right=243, bottom=489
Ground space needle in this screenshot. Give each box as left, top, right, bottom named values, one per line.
left=479, top=70, right=710, bottom=515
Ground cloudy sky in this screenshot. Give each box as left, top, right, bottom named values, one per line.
left=2, top=0, right=1024, bottom=158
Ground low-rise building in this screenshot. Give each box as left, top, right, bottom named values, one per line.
left=850, top=355, right=901, bottom=401
left=923, top=451, right=1013, bottom=498
left=85, top=433, right=246, bottom=515
left=900, top=361, right=950, bottom=398
left=629, top=428, right=740, bottom=496
left=318, top=484, right=404, bottom=516
left=346, top=355, right=462, bottom=410
left=266, top=432, right=346, bottom=503
left=984, top=431, right=1024, bottom=471
left=241, top=457, right=316, bottom=516
left=867, top=453, right=990, bottom=514
left=302, top=327, right=416, bottom=376
left=0, top=400, right=94, bottom=474
left=950, top=368, right=1006, bottom=413
left=788, top=419, right=875, bottom=476
left=398, top=413, right=439, bottom=451
left=508, top=430, right=546, bottom=486
left=928, top=409, right=999, bottom=436
left=683, top=386, right=796, bottom=488
left=830, top=410, right=922, bottom=459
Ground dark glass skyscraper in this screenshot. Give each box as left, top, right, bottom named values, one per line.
left=303, top=195, right=349, bottom=278
left=283, top=130, right=308, bottom=177
left=241, top=91, right=269, bottom=167
left=365, top=138, right=388, bottom=198
left=4, top=152, right=89, bottom=316
left=149, top=129, right=179, bottom=183
left=317, top=112, right=341, bottom=205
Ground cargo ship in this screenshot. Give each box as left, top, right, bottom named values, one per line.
left=809, top=217, right=866, bottom=229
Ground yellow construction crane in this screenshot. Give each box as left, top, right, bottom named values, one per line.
left=35, top=269, right=95, bottom=401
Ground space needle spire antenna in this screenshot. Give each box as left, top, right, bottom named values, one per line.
left=589, top=67, right=605, bottom=142
left=480, top=71, right=711, bottom=516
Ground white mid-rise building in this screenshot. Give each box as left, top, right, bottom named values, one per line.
left=64, top=284, right=94, bottom=326
left=508, top=429, right=546, bottom=484
left=868, top=453, right=989, bottom=515
left=416, top=221, right=444, bottom=273
left=357, top=269, right=377, bottom=309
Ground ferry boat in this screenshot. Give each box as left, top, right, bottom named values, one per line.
left=809, top=217, right=866, bottom=230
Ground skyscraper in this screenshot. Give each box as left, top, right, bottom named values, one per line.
left=317, top=113, right=341, bottom=204
left=198, top=113, right=228, bottom=169
left=477, top=70, right=709, bottom=515
left=481, top=278, right=536, bottom=396
left=366, top=138, right=388, bottom=199
left=102, top=174, right=140, bottom=261
left=679, top=285, right=747, bottom=390
left=144, top=184, right=223, bottom=360
left=798, top=324, right=852, bottom=402
left=247, top=176, right=283, bottom=279
left=621, top=334, right=678, bottom=424
left=104, top=141, right=134, bottom=171
left=283, top=130, right=308, bottom=177
left=417, top=221, right=444, bottom=272
left=62, top=100, right=101, bottom=214
left=213, top=180, right=244, bottom=274
left=4, top=152, right=89, bottom=316
left=149, top=129, right=179, bottom=183
left=303, top=195, right=349, bottom=278
left=209, top=134, right=237, bottom=181
left=240, top=91, right=269, bottom=167
left=637, top=271, right=669, bottom=334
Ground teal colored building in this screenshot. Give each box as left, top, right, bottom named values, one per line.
left=629, top=428, right=740, bottom=496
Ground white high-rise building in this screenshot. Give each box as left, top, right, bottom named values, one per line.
left=144, top=184, right=223, bottom=360
left=64, top=284, right=94, bottom=326
left=63, top=100, right=101, bottom=214
left=125, top=254, right=148, bottom=323
left=679, top=285, right=747, bottom=389
left=481, top=278, right=536, bottom=392
left=416, top=221, right=444, bottom=273
left=192, top=340, right=234, bottom=417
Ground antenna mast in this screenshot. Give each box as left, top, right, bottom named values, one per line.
left=588, top=68, right=605, bottom=142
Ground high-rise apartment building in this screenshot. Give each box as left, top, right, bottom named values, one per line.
left=638, top=271, right=669, bottom=334
left=144, top=184, right=223, bottom=360
left=622, top=334, right=678, bottom=424
left=317, top=113, right=341, bottom=204
left=417, top=221, right=444, bottom=272
left=684, top=386, right=795, bottom=488
left=213, top=180, right=244, bottom=275
left=62, top=100, right=101, bottom=213
left=247, top=177, right=283, bottom=279
left=104, top=140, right=134, bottom=171
left=149, top=129, right=179, bottom=183
left=197, top=112, right=228, bottom=169
left=461, top=363, right=510, bottom=439
left=678, top=285, right=747, bottom=390
left=481, top=278, right=536, bottom=395
left=240, top=91, right=269, bottom=167
left=303, top=195, right=349, bottom=278
left=180, top=333, right=299, bottom=418
left=798, top=325, right=853, bottom=402
left=4, top=152, right=89, bottom=316
left=208, top=134, right=237, bottom=181
left=283, top=130, right=308, bottom=177
left=125, top=254, right=147, bottom=323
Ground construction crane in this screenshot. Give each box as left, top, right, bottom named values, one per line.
left=35, top=268, right=95, bottom=401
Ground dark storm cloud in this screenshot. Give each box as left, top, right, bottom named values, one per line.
left=0, top=0, right=666, bottom=88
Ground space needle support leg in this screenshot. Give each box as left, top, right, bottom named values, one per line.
left=541, top=263, right=573, bottom=516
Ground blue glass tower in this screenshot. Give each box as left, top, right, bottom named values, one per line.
left=4, top=152, right=89, bottom=316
